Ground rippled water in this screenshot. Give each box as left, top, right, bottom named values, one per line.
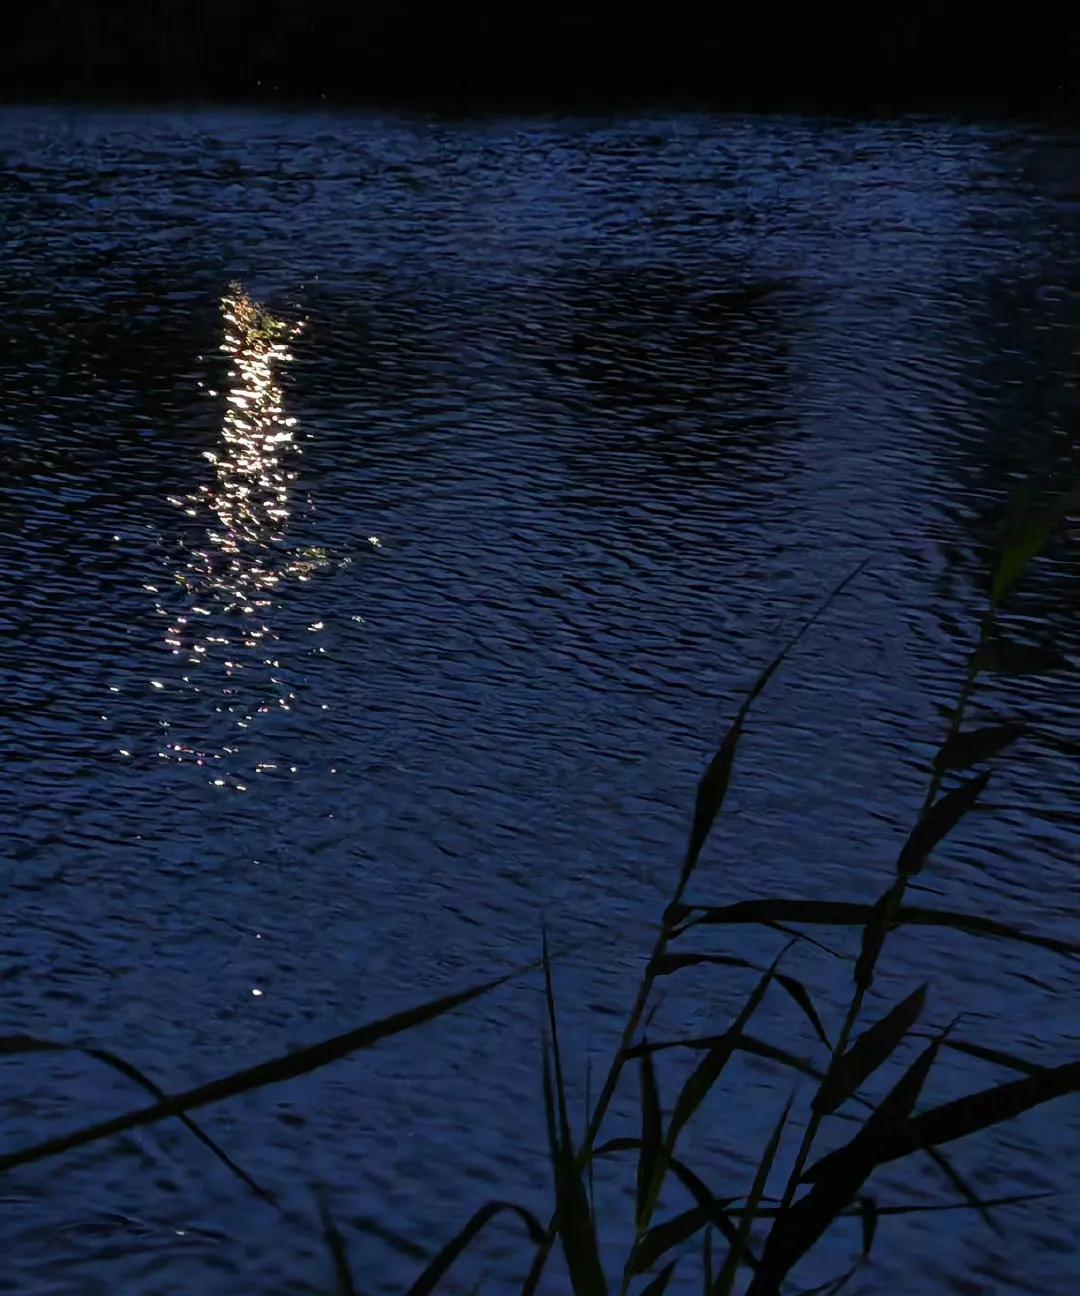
left=0, top=107, right=1077, bottom=1296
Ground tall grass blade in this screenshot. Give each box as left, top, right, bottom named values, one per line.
left=714, top=1097, right=792, bottom=1296
left=317, top=1192, right=359, bottom=1296
left=852, top=884, right=899, bottom=992
left=681, top=561, right=868, bottom=882
left=672, top=899, right=1078, bottom=956
left=666, top=961, right=781, bottom=1147
left=636, top=1048, right=664, bottom=1228
left=406, top=1202, right=546, bottom=1296
left=856, top=1197, right=877, bottom=1258
left=0, top=1035, right=270, bottom=1200
left=933, top=724, right=1025, bottom=772
left=812, top=985, right=926, bottom=1116
left=993, top=509, right=1053, bottom=604
left=585, top=1053, right=596, bottom=1216
left=806, top=1062, right=1080, bottom=1177
left=749, top=1035, right=942, bottom=1294
left=542, top=945, right=608, bottom=1296
left=0, top=969, right=522, bottom=1176
left=897, top=773, right=991, bottom=877
left=685, top=725, right=743, bottom=880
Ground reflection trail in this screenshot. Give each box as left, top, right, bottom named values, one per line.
left=148, top=286, right=329, bottom=788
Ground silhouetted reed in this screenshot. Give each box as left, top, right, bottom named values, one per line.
left=3, top=485, right=1077, bottom=1294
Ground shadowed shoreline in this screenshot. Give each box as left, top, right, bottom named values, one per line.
left=7, top=3, right=1079, bottom=113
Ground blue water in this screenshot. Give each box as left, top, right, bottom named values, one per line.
left=0, top=106, right=1077, bottom=1295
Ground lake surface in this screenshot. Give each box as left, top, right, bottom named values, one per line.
left=0, top=107, right=1077, bottom=1296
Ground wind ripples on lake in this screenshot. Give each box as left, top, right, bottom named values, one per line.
left=0, top=108, right=1077, bottom=1295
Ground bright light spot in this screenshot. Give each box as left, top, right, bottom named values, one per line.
left=251, top=987, right=263, bottom=997
left=368, top=536, right=381, bottom=547
left=150, top=681, right=164, bottom=690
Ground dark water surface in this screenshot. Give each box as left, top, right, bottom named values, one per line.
left=0, top=107, right=1077, bottom=1295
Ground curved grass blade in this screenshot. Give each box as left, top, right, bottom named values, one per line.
left=764, top=922, right=844, bottom=959
left=813, top=985, right=926, bottom=1116
left=933, top=724, right=1026, bottom=772
left=990, top=483, right=1079, bottom=605
left=648, top=956, right=830, bottom=1049
left=666, top=962, right=780, bottom=1148
left=0, top=968, right=522, bottom=1176
left=649, top=954, right=757, bottom=978
left=672, top=899, right=1078, bottom=957
left=898, top=773, right=991, bottom=877
left=681, top=561, right=869, bottom=883
left=406, top=1201, right=545, bottom=1296
left=720, top=1188, right=1050, bottom=1220
left=776, top=975, right=832, bottom=1050
left=640, top=1261, right=679, bottom=1296
left=850, top=1190, right=1052, bottom=1217
left=922, top=1143, right=1001, bottom=1236
left=806, top=1062, right=1080, bottom=1179
left=0, top=1035, right=271, bottom=1201
left=748, top=1034, right=942, bottom=1295
left=665, top=1159, right=748, bottom=1269
left=594, top=1142, right=743, bottom=1271
left=636, top=1207, right=711, bottom=1274
left=935, top=1037, right=1048, bottom=1078
left=714, top=1097, right=792, bottom=1296
left=628, top=1032, right=821, bottom=1085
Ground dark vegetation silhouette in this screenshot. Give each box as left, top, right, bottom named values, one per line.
left=7, top=3, right=1079, bottom=111
left=3, top=484, right=1077, bottom=1293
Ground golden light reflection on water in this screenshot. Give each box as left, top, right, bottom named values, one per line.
left=146, top=285, right=331, bottom=788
